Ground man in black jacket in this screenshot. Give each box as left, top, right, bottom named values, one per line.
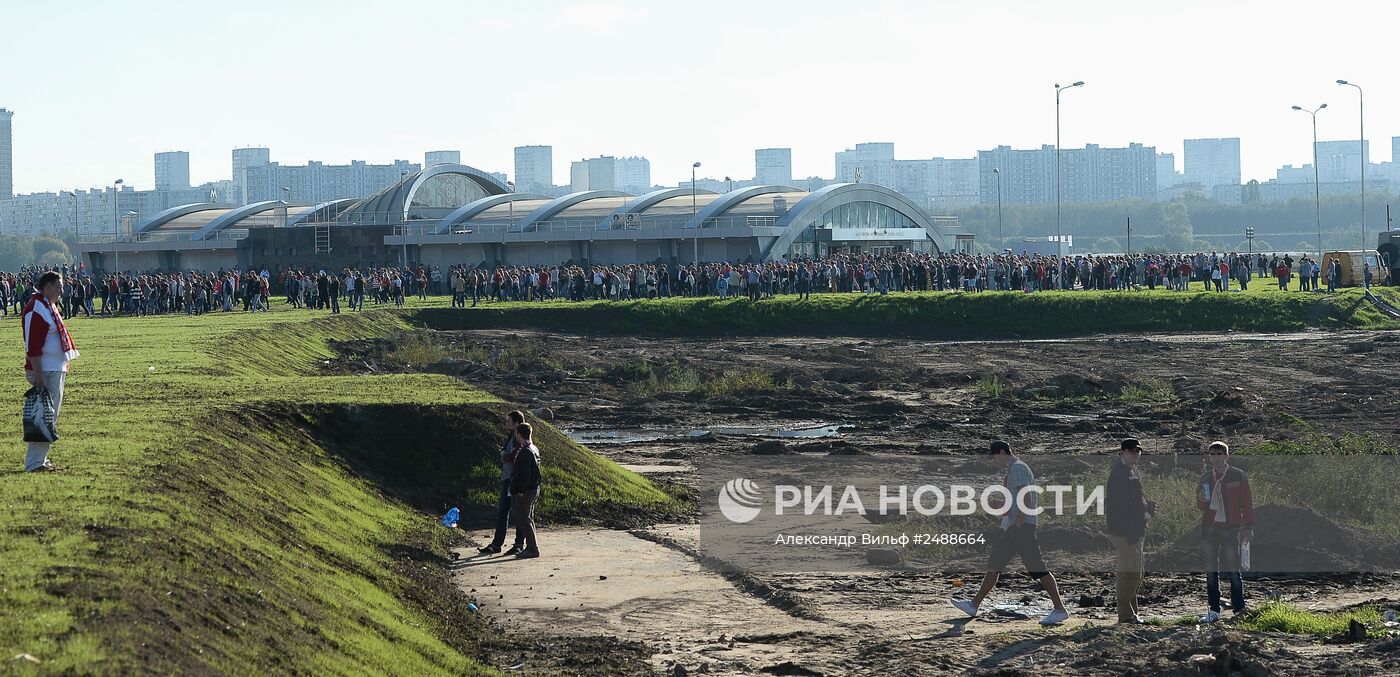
left=1106, top=438, right=1156, bottom=623
left=509, top=422, right=542, bottom=559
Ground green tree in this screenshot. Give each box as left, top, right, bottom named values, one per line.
left=32, top=237, right=69, bottom=262
left=0, top=236, right=35, bottom=271
left=1162, top=200, right=1195, bottom=251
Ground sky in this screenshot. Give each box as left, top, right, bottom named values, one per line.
left=2, top=0, right=1396, bottom=194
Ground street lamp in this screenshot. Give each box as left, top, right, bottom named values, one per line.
left=61, top=190, right=78, bottom=243
left=691, top=161, right=702, bottom=263
left=113, top=179, right=124, bottom=274
left=1292, top=103, right=1327, bottom=256
left=725, top=176, right=733, bottom=193
left=1055, top=80, right=1085, bottom=289
left=280, top=186, right=291, bottom=227
left=1337, top=79, right=1365, bottom=249
left=992, top=167, right=1003, bottom=250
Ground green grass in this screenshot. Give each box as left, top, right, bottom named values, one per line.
left=1237, top=601, right=1384, bottom=637
left=413, top=284, right=1400, bottom=338
left=1117, top=378, right=1177, bottom=403
left=975, top=375, right=1007, bottom=398
left=0, top=306, right=680, bottom=673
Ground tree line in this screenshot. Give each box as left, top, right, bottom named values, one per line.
left=951, top=192, right=1391, bottom=253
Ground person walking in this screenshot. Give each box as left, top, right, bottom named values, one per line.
left=1106, top=438, right=1157, bottom=624
left=1198, top=441, right=1254, bottom=623
left=479, top=411, right=527, bottom=556
left=509, top=422, right=542, bottom=559
left=22, top=271, right=80, bottom=472
left=951, top=440, right=1070, bottom=626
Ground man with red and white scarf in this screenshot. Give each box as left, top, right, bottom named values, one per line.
left=22, top=271, right=80, bottom=472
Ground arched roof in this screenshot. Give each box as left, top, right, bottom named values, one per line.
left=286, top=198, right=359, bottom=227
left=598, top=187, right=718, bottom=230
left=338, top=163, right=509, bottom=225
left=515, top=190, right=634, bottom=232
left=433, top=193, right=549, bottom=234
left=136, top=203, right=236, bottom=234
left=193, top=201, right=293, bottom=240
left=683, top=185, right=802, bottom=229
left=761, top=183, right=946, bottom=261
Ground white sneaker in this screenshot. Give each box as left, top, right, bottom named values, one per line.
left=1200, top=610, right=1221, bottom=624
left=951, top=598, right=979, bottom=618
left=1040, top=608, right=1070, bottom=626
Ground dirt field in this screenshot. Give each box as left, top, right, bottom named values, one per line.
left=332, top=329, right=1400, bottom=675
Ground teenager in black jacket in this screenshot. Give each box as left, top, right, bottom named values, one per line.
left=509, top=423, right=543, bottom=559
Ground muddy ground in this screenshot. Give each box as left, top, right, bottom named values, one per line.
left=329, top=329, right=1400, bottom=675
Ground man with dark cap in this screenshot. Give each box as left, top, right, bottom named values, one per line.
left=1106, top=438, right=1157, bottom=623
left=951, top=440, right=1070, bottom=626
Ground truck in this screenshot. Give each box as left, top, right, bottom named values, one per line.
left=1379, top=230, right=1400, bottom=284
left=1321, top=249, right=1391, bottom=287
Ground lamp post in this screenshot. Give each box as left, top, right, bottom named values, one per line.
left=1246, top=226, right=1255, bottom=258
left=113, top=179, right=124, bottom=274
left=400, top=170, right=409, bottom=268
left=1337, top=79, right=1365, bottom=249
left=1055, top=80, right=1085, bottom=289
left=725, top=176, right=733, bottom=193
left=692, top=161, right=702, bottom=263
left=1292, top=103, right=1327, bottom=256
left=62, top=191, right=78, bottom=243
left=993, top=167, right=1003, bottom=249
left=280, top=186, right=290, bottom=227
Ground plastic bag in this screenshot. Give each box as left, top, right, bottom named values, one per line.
left=1240, top=542, right=1251, bottom=572
left=440, top=507, right=459, bottom=528
left=23, top=386, right=58, bottom=443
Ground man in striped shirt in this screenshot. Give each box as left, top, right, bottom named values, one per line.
left=951, top=440, right=1070, bottom=626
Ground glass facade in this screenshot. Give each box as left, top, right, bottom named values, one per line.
left=410, top=173, right=490, bottom=209
left=813, top=201, right=916, bottom=230
left=780, top=202, right=934, bottom=258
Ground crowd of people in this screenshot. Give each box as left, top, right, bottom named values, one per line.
left=0, top=248, right=1372, bottom=324
left=0, top=264, right=453, bottom=319
left=441, top=250, right=1361, bottom=304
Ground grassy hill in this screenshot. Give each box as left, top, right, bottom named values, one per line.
left=415, top=285, right=1400, bottom=338
left=0, top=307, right=681, bottom=674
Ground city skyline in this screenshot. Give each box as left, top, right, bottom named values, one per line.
left=3, top=0, right=1398, bottom=194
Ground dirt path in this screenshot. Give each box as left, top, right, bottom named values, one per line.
left=453, top=527, right=835, bottom=675
left=453, top=523, right=1400, bottom=675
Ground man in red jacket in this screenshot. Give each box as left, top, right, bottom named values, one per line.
left=22, top=271, right=80, bottom=472
left=1197, top=440, right=1254, bottom=623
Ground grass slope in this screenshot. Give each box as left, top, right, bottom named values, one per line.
left=0, top=307, right=678, bottom=673
left=415, top=285, right=1400, bottom=338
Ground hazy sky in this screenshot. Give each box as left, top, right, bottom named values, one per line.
left=2, top=0, right=1395, bottom=194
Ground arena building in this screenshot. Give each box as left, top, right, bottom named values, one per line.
left=77, top=163, right=956, bottom=273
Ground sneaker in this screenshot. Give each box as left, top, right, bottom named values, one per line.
left=1040, top=608, right=1070, bottom=626
left=1200, top=610, right=1221, bottom=624
left=27, top=460, right=59, bottom=473
left=515, top=549, right=540, bottom=559
left=478, top=545, right=501, bottom=555
left=503, top=545, right=522, bottom=556
left=951, top=599, right=979, bottom=618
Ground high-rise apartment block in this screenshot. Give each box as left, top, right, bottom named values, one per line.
left=154, top=151, right=191, bottom=191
